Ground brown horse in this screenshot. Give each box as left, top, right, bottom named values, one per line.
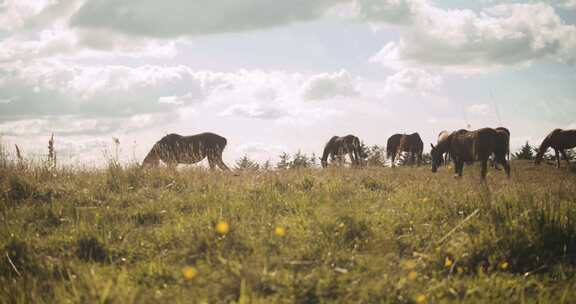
left=430, top=128, right=510, bottom=179
left=388, top=133, right=423, bottom=166
left=535, top=129, right=576, bottom=168
left=321, top=135, right=363, bottom=168
left=143, top=132, right=230, bottom=170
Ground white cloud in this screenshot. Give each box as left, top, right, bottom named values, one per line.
left=557, top=0, right=576, bottom=10
left=0, top=0, right=54, bottom=31
left=466, top=104, right=491, bottom=116
left=220, top=103, right=289, bottom=120
left=0, top=26, right=178, bottom=63
left=0, top=117, right=113, bottom=136
left=384, top=68, right=442, bottom=96
left=235, top=142, right=287, bottom=162
left=367, top=2, right=576, bottom=74
left=70, top=0, right=348, bottom=38
left=0, top=62, right=230, bottom=118
left=354, top=0, right=426, bottom=25
left=302, top=70, right=360, bottom=100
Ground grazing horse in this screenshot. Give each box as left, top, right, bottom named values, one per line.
left=388, top=133, right=423, bottom=166
left=321, top=135, right=362, bottom=168
left=430, top=128, right=510, bottom=179
left=143, top=132, right=230, bottom=170
left=437, top=130, right=451, bottom=166
left=535, top=129, right=576, bottom=168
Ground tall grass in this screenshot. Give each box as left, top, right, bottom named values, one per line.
left=1, top=156, right=576, bottom=303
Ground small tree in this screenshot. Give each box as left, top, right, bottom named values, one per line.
left=277, top=152, right=291, bottom=170
left=47, top=133, right=56, bottom=169
left=513, top=141, right=534, bottom=160
left=291, top=150, right=310, bottom=169
left=365, top=145, right=385, bottom=167
left=235, top=154, right=259, bottom=171
left=261, top=159, right=273, bottom=171
left=309, top=153, right=318, bottom=168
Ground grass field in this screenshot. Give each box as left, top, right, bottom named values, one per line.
left=1, top=160, right=576, bottom=303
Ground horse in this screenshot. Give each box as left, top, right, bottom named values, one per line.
left=430, top=128, right=510, bottom=179
left=142, top=132, right=230, bottom=170
left=492, top=127, right=510, bottom=170
left=437, top=130, right=451, bottom=166
left=321, top=135, right=363, bottom=168
left=387, top=133, right=423, bottom=166
left=535, top=128, right=576, bottom=168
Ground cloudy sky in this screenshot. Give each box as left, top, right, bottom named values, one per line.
left=1, top=0, right=575, bottom=166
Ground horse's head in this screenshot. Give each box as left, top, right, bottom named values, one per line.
left=359, top=148, right=368, bottom=160
left=320, top=157, right=328, bottom=168
left=534, top=156, right=542, bottom=165
left=430, top=143, right=443, bottom=173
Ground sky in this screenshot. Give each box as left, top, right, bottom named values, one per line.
left=0, top=0, right=575, bottom=166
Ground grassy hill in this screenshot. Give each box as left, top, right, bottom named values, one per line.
left=1, top=161, right=575, bottom=303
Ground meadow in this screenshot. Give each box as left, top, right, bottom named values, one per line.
left=1, top=158, right=576, bottom=303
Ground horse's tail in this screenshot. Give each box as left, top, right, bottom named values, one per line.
left=352, top=136, right=361, bottom=151
left=386, top=138, right=396, bottom=159
left=352, top=136, right=362, bottom=165
left=495, top=130, right=509, bottom=158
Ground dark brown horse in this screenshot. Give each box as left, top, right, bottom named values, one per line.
left=535, top=129, right=576, bottom=168
left=387, top=133, right=423, bottom=166
left=430, top=128, right=510, bottom=179
left=143, top=132, right=230, bottom=170
left=321, top=135, right=362, bottom=168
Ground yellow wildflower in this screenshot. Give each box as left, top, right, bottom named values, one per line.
left=182, top=266, right=198, bottom=281
left=421, top=197, right=429, bottom=203
left=274, top=226, right=286, bottom=237
left=500, top=261, right=509, bottom=270
left=216, top=221, right=230, bottom=235
left=444, top=257, right=453, bottom=268
left=407, top=271, right=418, bottom=281
left=415, top=294, right=427, bottom=304
left=401, top=259, right=417, bottom=270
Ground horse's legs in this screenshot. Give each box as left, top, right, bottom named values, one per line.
left=560, top=149, right=571, bottom=167
left=216, top=155, right=230, bottom=171
left=417, top=151, right=422, bottom=167
left=480, top=159, right=488, bottom=180
left=454, top=160, right=464, bottom=177
left=167, top=161, right=178, bottom=171
left=205, top=151, right=216, bottom=170
left=555, top=149, right=561, bottom=168
left=493, top=154, right=501, bottom=170
left=208, top=151, right=229, bottom=171
left=391, top=152, right=396, bottom=168
left=348, top=152, right=356, bottom=167
left=497, top=156, right=511, bottom=178
left=352, top=147, right=360, bottom=167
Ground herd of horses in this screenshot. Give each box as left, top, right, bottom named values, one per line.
left=142, top=128, right=576, bottom=180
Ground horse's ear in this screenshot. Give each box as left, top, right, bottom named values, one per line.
left=430, top=143, right=435, bottom=149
